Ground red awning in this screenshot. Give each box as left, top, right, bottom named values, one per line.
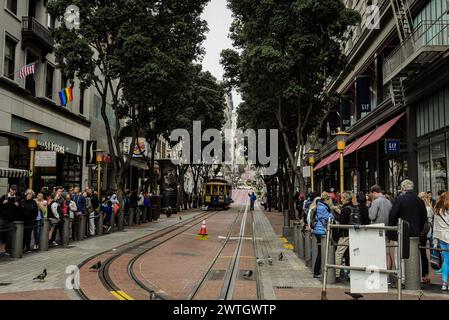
left=314, top=112, right=405, bottom=171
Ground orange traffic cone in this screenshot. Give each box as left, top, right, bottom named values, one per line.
left=198, top=220, right=208, bottom=237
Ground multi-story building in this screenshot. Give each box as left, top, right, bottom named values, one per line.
left=313, top=0, right=449, bottom=195
left=0, top=0, right=118, bottom=195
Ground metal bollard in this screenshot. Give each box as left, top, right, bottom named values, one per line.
left=293, top=222, right=301, bottom=257
left=142, top=207, right=148, bottom=223
left=110, top=212, right=116, bottom=232
left=135, top=207, right=141, bottom=225
left=148, top=208, right=153, bottom=222
left=118, top=210, right=124, bottom=231
left=39, top=218, right=50, bottom=251
left=298, top=224, right=305, bottom=259
left=62, top=216, right=70, bottom=246
left=311, top=234, right=318, bottom=270
left=77, top=214, right=86, bottom=240
left=96, top=213, right=103, bottom=236
left=304, top=229, right=312, bottom=266
left=321, top=234, right=336, bottom=284
left=128, top=208, right=135, bottom=227
left=404, top=237, right=420, bottom=290
left=11, top=221, right=24, bottom=259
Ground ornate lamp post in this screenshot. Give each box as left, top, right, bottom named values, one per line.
left=307, top=149, right=317, bottom=192
left=94, top=149, right=105, bottom=200
left=335, top=131, right=349, bottom=193
left=24, top=129, right=43, bottom=191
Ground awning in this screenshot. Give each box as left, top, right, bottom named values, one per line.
left=314, top=112, right=405, bottom=171
left=0, top=168, right=29, bottom=178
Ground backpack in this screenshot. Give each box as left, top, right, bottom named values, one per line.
left=309, top=206, right=318, bottom=229
left=348, top=206, right=361, bottom=225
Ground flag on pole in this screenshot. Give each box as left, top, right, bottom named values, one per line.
left=59, top=86, right=73, bottom=106
left=19, top=62, right=37, bottom=79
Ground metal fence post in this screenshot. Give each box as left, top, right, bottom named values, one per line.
left=311, top=233, right=318, bottom=271
left=118, top=210, right=125, bottom=231
left=77, top=214, right=86, bottom=240
left=128, top=208, right=135, bottom=227
left=39, top=218, right=50, bottom=251
left=298, top=223, right=305, bottom=259
left=321, top=233, right=336, bottom=285
left=135, top=207, right=141, bottom=225
left=293, top=222, right=300, bottom=257
left=62, top=216, right=70, bottom=246
left=142, top=207, right=148, bottom=223
left=148, top=207, right=153, bottom=222
left=304, top=229, right=312, bottom=266
left=11, top=221, right=24, bottom=259
left=96, top=212, right=103, bottom=236
left=397, top=219, right=403, bottom=300
left=404, top=237, right=420, bottom=290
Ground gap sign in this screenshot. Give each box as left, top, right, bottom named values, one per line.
left=385, top=140, right=400, bottom=155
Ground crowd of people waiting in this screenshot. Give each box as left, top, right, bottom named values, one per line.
left=0, top=185, right=161, bottom=257
left=288, top=179, right=449, bottom=292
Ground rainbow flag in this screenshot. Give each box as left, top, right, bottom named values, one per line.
left=59, top=87, right=73, bottom=106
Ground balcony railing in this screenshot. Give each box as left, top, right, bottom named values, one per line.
left=22, top=16, right=53, bottom=54
left=383, top=18, right=449, bottom=84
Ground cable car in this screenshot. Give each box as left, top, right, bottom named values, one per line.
left=203, top=178, right=233, bottom=209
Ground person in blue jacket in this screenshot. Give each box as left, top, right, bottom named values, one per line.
left=312, top=192, right=335, bottom=278
left=249, top=192, right=257, bottom=211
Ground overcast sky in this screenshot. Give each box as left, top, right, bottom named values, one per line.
left=201, top=0, right=242, bottom=107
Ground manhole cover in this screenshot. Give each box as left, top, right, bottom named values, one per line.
left=208, top=270, right=226, bottom=280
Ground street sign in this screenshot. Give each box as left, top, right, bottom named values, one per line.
left=385, top=139, right=400, bottom=155
left=303, top=166, right=311, bottom=178
left=35, top=151, right=57, bottom=167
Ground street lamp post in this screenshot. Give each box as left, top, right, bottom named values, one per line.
left=94, top=149, right=105, bottom=200
left=335, top=131, right=349, bottom=193
left=307, top=149, right=317, bottom=193
left=24, top=129, right=43, bottom=191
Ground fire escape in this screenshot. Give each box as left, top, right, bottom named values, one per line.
left=388, top=0, right=413, bottom=107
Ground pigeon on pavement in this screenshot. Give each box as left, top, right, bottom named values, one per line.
left=243, top=270, right=253, bottom=279
left=267, top=256, right=273, bottom=265
left=256, top=257, right=264, bottom=266
left=33, top=269, right=47, bottom=281
left=149, top=290, right=158, bottom=300
left=278, top=252, right=284, bottom=261
left=344, top=292, right=363, bottom=300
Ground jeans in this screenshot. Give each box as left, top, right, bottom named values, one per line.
left=439, top=240, right=449, bottom=284
left=314, top=234, right=322, bottom=276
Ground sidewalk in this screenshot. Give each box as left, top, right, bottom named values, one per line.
left=0, top=210, right=201, bottom=300
left=255, top=206, right=449, bottom=300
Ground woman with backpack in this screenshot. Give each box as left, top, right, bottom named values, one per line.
left=312, top=192, right=335, bottom=278
left=432, top=192, right=449, bottom=291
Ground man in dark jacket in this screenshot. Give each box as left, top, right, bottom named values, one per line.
left=0, top=185, right=21, bottom=254
left=334, top=191, right=353, bottom=281
left=388, top=179, right=427, bottom=283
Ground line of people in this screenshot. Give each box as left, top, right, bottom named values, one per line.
left=301, top=179, right=449, bottom=291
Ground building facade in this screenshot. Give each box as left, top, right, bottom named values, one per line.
left=313, top=0, right=449, bottom=195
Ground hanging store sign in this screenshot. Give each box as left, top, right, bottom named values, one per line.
left=356, top=76, right=371, bottom=113
left=122, top=138, right=149, bottom=158
left=385, top=140, right=401, bottom=155
left=303, top=166, right=311, bottom=178
left=340, top=96, right=351, bottom=131
left=86, top=141, right=97, bottom=166
left=35, top=151, right=57, bottom=167
left=39, top=141, right=65, bottom=154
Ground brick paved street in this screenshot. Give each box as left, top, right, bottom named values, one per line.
left=0, top=210, right=202, bottom=300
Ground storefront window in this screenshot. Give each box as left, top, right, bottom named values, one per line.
left=431, top=142, right=447, bottom=194
left=418, top=146, right=431, bottom=193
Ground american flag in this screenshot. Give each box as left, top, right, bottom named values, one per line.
left=19, top=62, right=37, bottom=79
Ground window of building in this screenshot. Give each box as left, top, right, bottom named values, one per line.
left=6, top=0, right=17, bottom=15
left=431, top=141, right=447, bottom=194
left=418, top=146, right=431, bottom=193
left=79, top=87, right=85, bottom=115
left=47, top=13, right=55, bottom=30
left=25, top=52, right=38, bottom=96
left=45, top=64, right=54, bottom=99
left=3, top=37, right=16, bottom=80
